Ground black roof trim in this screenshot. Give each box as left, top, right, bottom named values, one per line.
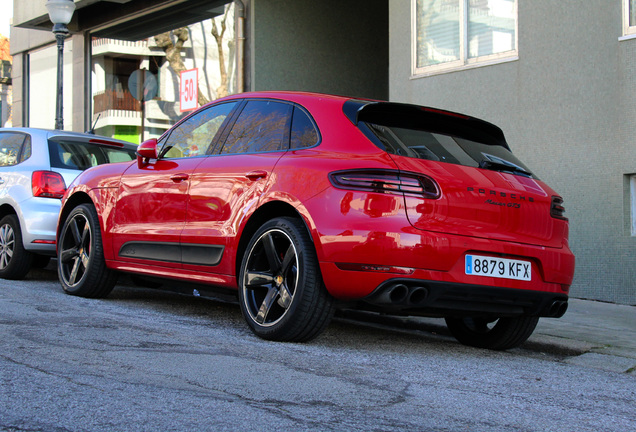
left=343, top=99, right=510, bottom=149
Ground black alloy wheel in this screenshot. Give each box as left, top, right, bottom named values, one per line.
left=239, top=217, right=334, bottom=342
left=58, top=204, right=117, bottom=298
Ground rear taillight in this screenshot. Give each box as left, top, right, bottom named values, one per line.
left=32, top=171, right=66, bottom=199
left=329, top=170, right=440, bottom=199
left=550, top=196, right=567, bottom=220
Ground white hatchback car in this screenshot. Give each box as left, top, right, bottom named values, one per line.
left=0, top=128, right=137, bottom=279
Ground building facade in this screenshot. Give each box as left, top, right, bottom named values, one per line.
left=389, top=0, right=636, bottom=304
left=9, top=0, right=636, bottom=304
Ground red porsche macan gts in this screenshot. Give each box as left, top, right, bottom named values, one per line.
left=56, top=92, right=575, bottom=350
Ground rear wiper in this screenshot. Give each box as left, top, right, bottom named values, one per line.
left=479, top=160, right=533, bottom=178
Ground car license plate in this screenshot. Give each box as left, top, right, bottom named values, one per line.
left=465, top=255, right=531, bottom=281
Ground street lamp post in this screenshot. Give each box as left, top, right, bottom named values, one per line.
left=46, top=0, right=76, bottom=130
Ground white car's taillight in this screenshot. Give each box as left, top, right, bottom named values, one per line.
left=32, top=171, right=67, bottom=199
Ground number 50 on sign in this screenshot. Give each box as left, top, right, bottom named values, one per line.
left=180, top=69, right=198, bottom=112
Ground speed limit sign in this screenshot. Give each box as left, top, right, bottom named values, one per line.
left=180, top=69, right=198, bottom=112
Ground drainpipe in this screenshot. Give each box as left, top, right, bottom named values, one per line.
left=234, top=0, right=246, bottom=93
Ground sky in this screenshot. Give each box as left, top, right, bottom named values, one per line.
left=0, top=0, right=13, bottom=37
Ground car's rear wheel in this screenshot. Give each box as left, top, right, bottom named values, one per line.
left=58, top=204, right=117, bottom=298
left=0, top=214, right=34, bottom=280
left=239, top=217, right=334, bottom=342
left=445, top=316, right=539, bottom=350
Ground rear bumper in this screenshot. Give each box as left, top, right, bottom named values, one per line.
left=360, top=278, right=568, bottom=318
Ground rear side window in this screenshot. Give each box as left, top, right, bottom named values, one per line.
left=0, top=132, right=31, bottom=167
left=290, top=107, right=319, bottom=149
left=220, top=100, right=292, bottom=154
left=48, top=140, right=136, bottom=170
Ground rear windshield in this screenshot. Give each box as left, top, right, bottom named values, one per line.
left=365, top=123, right=534, bottom=178
left=348, top=101, right=535, bottom=179
left=48, top=140, right=136, bottom=170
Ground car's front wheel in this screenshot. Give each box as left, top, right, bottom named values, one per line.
left=239, top=217, right=334, bottom=342
left=445, top=316, right=539, bottom=350
left=0, top=214, right=33, bottom=280
left=58, top=203, right=117, bottom=298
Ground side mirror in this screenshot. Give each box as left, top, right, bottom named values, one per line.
left=137, top=138, right=158, bottom=168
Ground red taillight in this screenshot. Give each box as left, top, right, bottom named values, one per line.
left=329, top=170, right=440, bottom=199
left=550, top=196, right=567, bottom=220
left=32, top=171, right=66, bottom=199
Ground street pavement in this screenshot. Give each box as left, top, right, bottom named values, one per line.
left=529, top=298, right=636, bottom=374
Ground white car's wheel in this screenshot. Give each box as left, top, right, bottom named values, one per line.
left=0, top=214, right=33, bottom=280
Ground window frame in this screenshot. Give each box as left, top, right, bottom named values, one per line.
left=158, top=101, right=240, bottom=159
left=621, top=0, right=636, bottom=39
left=411, top=0, right=519, bottom=78
left=215, top=99, right=294, bottom=156
left=631, top=174, right=636, bottom=236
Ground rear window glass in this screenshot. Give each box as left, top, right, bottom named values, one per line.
left=48, top=140, right=136, bottom=170
left=364, top=123, right=534, bottom=178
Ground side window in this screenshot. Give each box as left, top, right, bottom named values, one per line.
left=161, top=102, right=238, bottom=159
left=290, top=107, right=319, bottom=149
left=19, top=136, right=32, bottom=163
left=220, top=100, right=292, bottom=154
left=0, top=133, right=29, bottom=167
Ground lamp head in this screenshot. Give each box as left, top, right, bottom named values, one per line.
left=46, top=0, right=76, bottom=26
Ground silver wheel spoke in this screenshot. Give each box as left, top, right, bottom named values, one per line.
left=262, top=233, right=281, bottom=271
left=280, top=244, right=295, bottom=274
left=277, top=283, right=292, bottom=309
left=80, top=250, right=90, bottom=269
left=255, top=287, right=279, bottom=324
left=60, top=247, right=79, bottom=263
left=245, top=271, right=275, bottom=287
left=68, top=258, right=81, bottom=285
left=70, top=219, right=82, bottom=244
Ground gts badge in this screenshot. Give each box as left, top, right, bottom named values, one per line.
left=485, top=199, right=521, bottom=209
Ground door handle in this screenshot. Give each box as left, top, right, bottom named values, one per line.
left=245, top=170, right=268, bottom=181
left=170, top=173, right=189, bottom=182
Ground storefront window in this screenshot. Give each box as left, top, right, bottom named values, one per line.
left=90, top=4, right=236, bottom=143
left=29, top=41, right=74, bottom=130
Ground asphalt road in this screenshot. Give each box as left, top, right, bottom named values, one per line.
left=1, top=266, right=634, bottom=432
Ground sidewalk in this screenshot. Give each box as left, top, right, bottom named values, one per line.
left=341, top=298, right=636, bottom=375
left=528, top=298, right=636, bottom=374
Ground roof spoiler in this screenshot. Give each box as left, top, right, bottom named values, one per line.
left=343, top=99, right=510, bottom=150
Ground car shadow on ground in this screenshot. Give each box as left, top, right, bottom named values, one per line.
left=22, top=261, right=577, bottom=360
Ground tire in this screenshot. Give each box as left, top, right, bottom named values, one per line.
left=239, top=217, right=334, bottom=342
left=445, top=316, right=539, bottom=350
left=0, top=214, right=34, bottom=280
left=57, top=204, right=117, bottom=298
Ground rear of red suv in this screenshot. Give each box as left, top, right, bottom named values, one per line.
left=296, top=98, right=574, bottom=349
